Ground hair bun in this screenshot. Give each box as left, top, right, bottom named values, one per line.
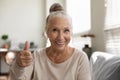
left=49, top=3, right=64, bottom=13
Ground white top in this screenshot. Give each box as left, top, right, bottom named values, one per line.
left=10, top=48, right=91, bottom=80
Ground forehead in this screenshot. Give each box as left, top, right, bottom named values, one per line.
left=47, top=16, right=71, bottom=27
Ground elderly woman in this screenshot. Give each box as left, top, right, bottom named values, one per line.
left=10, top=11, right=91, bottom=80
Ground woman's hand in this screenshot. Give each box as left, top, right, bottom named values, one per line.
left=17, top=41, right=33, bottom=67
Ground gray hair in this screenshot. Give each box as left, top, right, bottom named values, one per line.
left=46, top=11, right=73, bottom=32
left=49, top=3, right=64, bottom=13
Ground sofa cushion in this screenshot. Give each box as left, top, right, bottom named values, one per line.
left=90, top=51, right=120, bottom=80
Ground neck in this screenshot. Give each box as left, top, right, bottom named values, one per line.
left=46, top=46, right=73, bottom=63
left=47, top=46, right=69, bottom=56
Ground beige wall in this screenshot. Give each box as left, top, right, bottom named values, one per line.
left=91, top=0, right=106, bottom=52
left=0, top=0, right=46, bottom=48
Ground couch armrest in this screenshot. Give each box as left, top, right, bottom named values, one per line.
left=90, top=51, right=120, bottom=80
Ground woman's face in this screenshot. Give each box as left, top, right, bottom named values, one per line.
left=47, top=17, right=72, bottom=51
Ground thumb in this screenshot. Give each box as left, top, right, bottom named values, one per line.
left=24, top=41, right=30, bottom=51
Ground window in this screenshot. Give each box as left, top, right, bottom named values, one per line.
left=66, top=0, right=91, bottom=49
left=104, top=0, right=120, bottom=55
left=66, top=0, right=91, bottom=34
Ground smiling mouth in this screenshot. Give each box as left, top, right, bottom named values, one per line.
left=55, top=41, right=64, bottom=46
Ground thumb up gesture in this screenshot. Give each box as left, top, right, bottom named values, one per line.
left=17, top=41, right=33, bottom=67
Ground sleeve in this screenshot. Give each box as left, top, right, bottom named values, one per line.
left=77, top=52, right=91, bottom=80
left=9, top=57, right=34, bottom=80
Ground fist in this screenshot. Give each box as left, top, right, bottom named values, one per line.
left=17, top=41, right=33, bottom=67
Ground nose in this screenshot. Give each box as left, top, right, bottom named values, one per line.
left=57, top=31, right=64, bottom=40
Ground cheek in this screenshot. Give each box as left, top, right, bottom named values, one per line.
left=47, top=32, right=57, bottom=40
left=65, top=34, right=71, bottom=41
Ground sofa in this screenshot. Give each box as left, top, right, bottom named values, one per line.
left=90, top=51, right=120, bottom=80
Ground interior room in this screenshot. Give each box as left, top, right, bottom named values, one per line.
left=0, top=0, right=120, bottom=80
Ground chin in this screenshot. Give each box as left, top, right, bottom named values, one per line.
left=54, top=45, right=67, bottom=51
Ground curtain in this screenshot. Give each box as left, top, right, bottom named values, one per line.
left=104, top=0, right=120, bottom=54
left=105, top=27, right=120, bottom=55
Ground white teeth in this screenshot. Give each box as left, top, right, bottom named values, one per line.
left=56, top=41, right=64, bottom=45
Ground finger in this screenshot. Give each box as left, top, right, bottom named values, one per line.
left=22, top=59, right=33, bottom=63
left=20, top=59, right=33, bottom=66
left=20, top=55, right=30, bottom=60
left=18, top=53, right=33, bottom=67
left=24, top=41, right=30, bottom=51
left=20, top=55, right=33, bottom=60
left=20, top=51, right=32, bottom=58
left=22, top=62, right=32, bottom=67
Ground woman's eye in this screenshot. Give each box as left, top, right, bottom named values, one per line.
left=52, top=28, right=57, bottom=32
left=64, top=29, right=70, bottom=32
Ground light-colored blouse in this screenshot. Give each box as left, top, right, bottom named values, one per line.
left=10, top=48, right=91, bottom=80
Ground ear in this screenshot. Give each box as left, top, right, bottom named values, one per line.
left=46, top=31, right=50, bottom=38
left=44, top=26, right=48, bottom=38
left=45, top=24, right=52, bottom=39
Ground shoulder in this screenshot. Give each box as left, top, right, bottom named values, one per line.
left=34, top=48, right=45, bottom=53
left=74, top=48, right=88, bottom=58
left=72, top=48, right=89, bottom=63
left=32, top=48, right=46, bottom=57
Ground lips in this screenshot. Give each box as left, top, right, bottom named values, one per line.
left=55, top=41, right=65, bottom=46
